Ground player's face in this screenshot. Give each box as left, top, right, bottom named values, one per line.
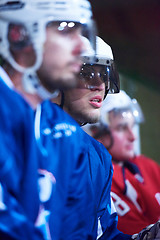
left=63, top=65, right=106, bottom=124
left=37, top=22, right=85, bottom=91
left=108, top=110, right=136, bottom=161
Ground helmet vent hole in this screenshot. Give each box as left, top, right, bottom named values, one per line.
left=0, top=1, right=24, bottom=10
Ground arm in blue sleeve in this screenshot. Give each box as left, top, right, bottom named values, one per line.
left=0, top=136, right=44, bottom=240
left=58, top=147, right=95, bottom=240
left=0, top=182, right=44, bottom=240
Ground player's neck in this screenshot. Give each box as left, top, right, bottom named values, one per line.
left=4, top=64, right=42, bottom=109
left=20, top=90, right=42, bottom=110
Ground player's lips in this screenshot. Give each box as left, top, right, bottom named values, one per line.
left=89, top=96, right=103, bottom=108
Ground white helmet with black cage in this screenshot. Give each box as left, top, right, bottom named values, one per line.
left=0, top=0, right=96, bottom=98
left=80, top=36, right=120, bottom=98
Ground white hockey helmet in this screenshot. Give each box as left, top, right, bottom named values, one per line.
left=0, top=0, right=96, bottom=97
left=80, top=36, right=120, bottom=97
left=83, top=36, right=113, bottom=65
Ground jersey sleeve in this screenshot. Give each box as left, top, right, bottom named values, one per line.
left=59, top=140, right=95, bottom=239
left=0, top=132, right=44, bottom=240
left=0, top=82, right=44, bottom=240
left=0, top=183, right=43, bottom=240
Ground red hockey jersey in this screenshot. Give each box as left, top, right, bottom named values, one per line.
left=111, top=155, right=160, bottom=235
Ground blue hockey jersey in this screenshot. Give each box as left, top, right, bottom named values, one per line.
left=82, top=132, right=132, bottom=240
left=0, top=69, right=44, bottom=239
left=37, top=100, right=95, bottom=240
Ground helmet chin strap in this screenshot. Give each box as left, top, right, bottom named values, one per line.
left=37, top=85, right=59, bottom=100
left=6, top=52, right=59, bottom=100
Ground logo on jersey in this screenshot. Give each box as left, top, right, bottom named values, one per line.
left=42, top=123, right=77, bottom=139
left=111, top=192, right=130, bottom=216
left=111, top=180, right=143, bottom=217
left=38, top=169, right=56, bottom=202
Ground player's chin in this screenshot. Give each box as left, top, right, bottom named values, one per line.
left=87, top=111, right=100, bottom=124
left=54, top=75, right=77, bottom=90
left=61, top=73, right=80, bottom=89
left=126, top=150, right=135, bottom=159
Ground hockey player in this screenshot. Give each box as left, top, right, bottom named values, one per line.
left=53, top=36, right=128, bottom=239
left=53, top=37, right=160, bottom=240
left=89, top=90, right=160, bottom=235
left=0, top=0, right=96, bottom=239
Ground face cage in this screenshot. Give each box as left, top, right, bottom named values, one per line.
left=79, top=63, right=120, bottom=96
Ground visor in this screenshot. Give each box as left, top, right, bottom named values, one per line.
left=78, top=62, right=120, bottom=93
left=7, top=17, right=97, bottom=70
left=47, top=20, right=96, bottom=58
left=108, top=61, right=120, bottom=93
left=131, top=99, right=145, bottom=124
left=101, top=103, right=144, bottom=128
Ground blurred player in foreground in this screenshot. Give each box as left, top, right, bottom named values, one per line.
left=0, top=0, right=96, bottom=239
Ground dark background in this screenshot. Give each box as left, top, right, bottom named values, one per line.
left=90, top=0, right=160, bottom=162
